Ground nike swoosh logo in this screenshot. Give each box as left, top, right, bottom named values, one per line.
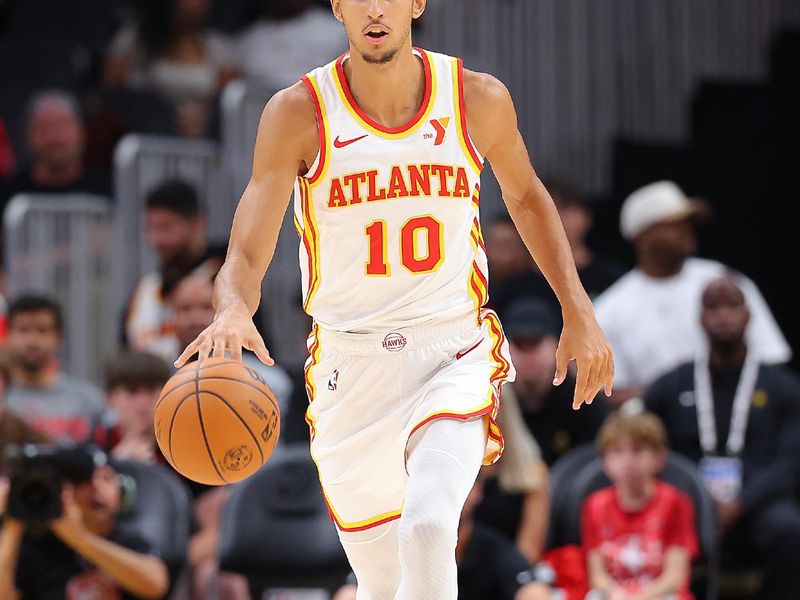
left=455, top=340, right=482, bottom=361
left=334, top=134, right=368, bottom=148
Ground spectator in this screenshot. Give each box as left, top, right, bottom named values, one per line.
left=486, top=214, right=537, bottom=311
left=475, top=385, right=550, bottom=564
left=546, top=178, right=626, bottom=300
left=169, top=272, right=292, bottom=416
left=0, top=117, right=14, bottom=180
left=645, top=276, right=800, bottom=600
left=237, top=0, right=347, bottom=89
left=0, top=348, right=49, bottom=472
left=123, top=179, right=225, bottom=362
left=95, top=350, right=172, bottom=465
left=504, top=298, right=608, bottom=466
left=104, top=0, right=238, bottom=137
left=5, top=295, right=105, bottom=443
left=333, top=475, right=552, bottom=600
left=582, top=411, right=698, bottom=600
left=0, top=444, right=170, bottom=599
left=595, top=180, right=791, bottom=406
left=491, top=180, right=625, bottom=317
left=0, top=91, right=111, bottom=216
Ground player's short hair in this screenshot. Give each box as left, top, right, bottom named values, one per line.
left=7, top=294, right=63, bottom=334
left=145, top=179, right=202, bottom=218
left=105, top=351, right=172, bottom=392
left=598, top=411, right=668, bottom=454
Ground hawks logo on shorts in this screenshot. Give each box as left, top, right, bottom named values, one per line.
left=294, top=48, right=488, bottom=334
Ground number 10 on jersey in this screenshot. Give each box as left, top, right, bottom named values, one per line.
left=365, top=215, right=444, bottom=276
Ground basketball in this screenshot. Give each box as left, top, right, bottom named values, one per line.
left=154, top=357, right=281, bottom=485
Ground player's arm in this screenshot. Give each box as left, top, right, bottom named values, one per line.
left=175, top=82, right=318, bottom=367
left=464, top=70, right=613, bottom=408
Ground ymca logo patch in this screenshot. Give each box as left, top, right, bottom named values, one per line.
left=382, top=332, right=407, bottom=352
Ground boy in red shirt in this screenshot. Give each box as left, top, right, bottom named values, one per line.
left=582, top=411, right=698, bottom=600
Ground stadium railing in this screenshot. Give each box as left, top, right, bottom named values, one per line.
left=111, top=134, right=226, bottom=330
left=3, top=193, right=114, bottom=381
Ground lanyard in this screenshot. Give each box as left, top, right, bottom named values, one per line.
left=693, top=350, right=759, bottom=457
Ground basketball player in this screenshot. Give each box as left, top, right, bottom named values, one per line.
left=175, top=1, right=614, bottom=598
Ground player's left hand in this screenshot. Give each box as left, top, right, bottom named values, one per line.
left=553, top=309, right=614, bottom=410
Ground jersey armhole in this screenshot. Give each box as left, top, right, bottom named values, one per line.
left=454, top=58, right=485, bottom=174
left=300, top=74, right=328, bottom=185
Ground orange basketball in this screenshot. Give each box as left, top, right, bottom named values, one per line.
left=154, top=357, right=281, bottom=485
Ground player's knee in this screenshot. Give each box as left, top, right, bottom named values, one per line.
left=398, top=512, right=455, bottom=553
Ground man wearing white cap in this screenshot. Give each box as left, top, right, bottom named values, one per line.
left=594, top=180, right=791, bottom=406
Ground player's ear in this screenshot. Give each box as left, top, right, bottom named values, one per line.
left=330, top=0, right=343, bottom=23
left=412, top=0, right=426, bottom=20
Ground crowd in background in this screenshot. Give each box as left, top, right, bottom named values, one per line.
left=0, top=1, right=798, bottom=600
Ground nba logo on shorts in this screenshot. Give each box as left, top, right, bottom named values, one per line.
left=328, top=369, right=339, bottom=391
left=382, top=332, right=407, bottom=352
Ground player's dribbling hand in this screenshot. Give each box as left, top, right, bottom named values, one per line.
left=553, top=308, right=614, bottom=410
left=173, top=302, right=273, bottom=368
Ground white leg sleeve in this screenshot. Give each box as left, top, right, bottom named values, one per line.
left=338, top=521, right=402, bottom=600
left=395, top=417, right=486, bottom=600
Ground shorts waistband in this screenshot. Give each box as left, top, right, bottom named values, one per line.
left=316, top=311, right=478, bottom=355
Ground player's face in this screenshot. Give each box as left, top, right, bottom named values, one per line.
left=603, top=439, right=664, bottom=491
left=332, top=0, right=425, bottom=65
left=145, top=208, right=202, bottom=264
left=108, top=386, right=161, bottom=437
left=701, top=278, right=749, bottom=345
left=74, top=465, right=122, bottom=535
left=170, top=275, right=215, bottom=348
left=27, top=102, right=84, bottom=168
left=7, top=310, right=61, bottom=372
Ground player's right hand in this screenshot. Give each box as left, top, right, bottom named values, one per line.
left=173, top=303, right=273, bottom=368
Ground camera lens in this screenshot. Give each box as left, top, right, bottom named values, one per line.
left=21, top=481, right=55, bottom=513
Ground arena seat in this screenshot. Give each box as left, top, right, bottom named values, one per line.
left=218, top=443, right=350, bottom=596
left=112, top=459, right=193, bottom=575
left=546, top=442, right=598, bottom=549
left=559, top=452, right=718, bottom=600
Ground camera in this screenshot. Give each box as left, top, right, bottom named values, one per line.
left=5, top=444, right=105, bottom=525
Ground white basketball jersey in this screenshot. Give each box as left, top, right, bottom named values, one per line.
left=293, top=48, right=488, bottom=332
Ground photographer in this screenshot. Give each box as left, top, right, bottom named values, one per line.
left=0, top=444, right=169, bottom=600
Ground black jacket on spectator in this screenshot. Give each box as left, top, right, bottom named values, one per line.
left=0, top=165, right=111, bottom=213
left=645, top=362, right=800, bottom=513
left=458, top=523, right=532, bottom=600
left=519, top=376, right=609, bottom=466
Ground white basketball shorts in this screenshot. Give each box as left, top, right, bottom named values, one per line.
left=303, top=308, right=515, bottom=533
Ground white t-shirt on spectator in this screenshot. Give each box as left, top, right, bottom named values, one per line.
left=237, top=8, right=347, bottom=89
left=595, top=257, right=791, bottom=390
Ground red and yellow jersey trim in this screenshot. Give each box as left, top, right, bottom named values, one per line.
left=322, top=493, right=403, bottom=532
left=467, top=184, right=488, bottom=317
left=298, top=179, right=321, bottom=312
left=453, top=58, right=484, bottom=175
left=334, top=48, right=436, bottom=139
left=300, top=73, right=330, bottom=187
